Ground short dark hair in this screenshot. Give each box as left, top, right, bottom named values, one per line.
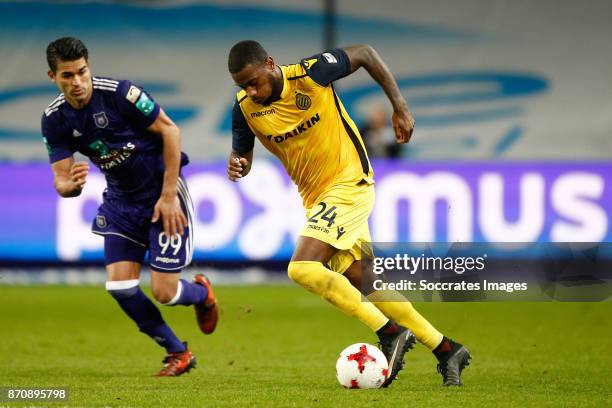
left=228, top=40, right=268, bottom=74
left=46, top=37, right=89, bottom=72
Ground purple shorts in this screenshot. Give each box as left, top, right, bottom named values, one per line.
left=92, top=178, right=194, bottom=273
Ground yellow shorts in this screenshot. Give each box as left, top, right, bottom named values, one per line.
left=300, top=182, right=374, bottom=274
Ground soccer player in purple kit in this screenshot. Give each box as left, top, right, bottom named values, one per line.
left=41, top=37, right=218, bottom=377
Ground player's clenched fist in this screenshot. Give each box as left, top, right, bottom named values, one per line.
left=70, top=161, right=89, bottom=189
left=227, top=154, right=249, bottom=181
left=392, top=108, right=415, bottom=144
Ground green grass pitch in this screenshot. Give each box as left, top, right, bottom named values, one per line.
left=0, top=285, right=610, bottom=407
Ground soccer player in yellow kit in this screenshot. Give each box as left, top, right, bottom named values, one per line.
left=226, top=40, right=470, bottom=387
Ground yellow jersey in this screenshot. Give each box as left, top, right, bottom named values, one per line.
left=232, top=49, right=373, bottom=208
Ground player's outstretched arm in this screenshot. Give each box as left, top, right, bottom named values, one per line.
left=147, top=108, right=188, bottom=237
left=231, top=98, right=255, bottom=178
left=227, top=149, right=253, bottom=181
left=51, top=157, right=89, bottom=197
left=342, top=45, right=415, bottom=143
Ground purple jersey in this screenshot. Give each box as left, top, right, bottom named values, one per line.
left=41, top=77, right=189, bottom=203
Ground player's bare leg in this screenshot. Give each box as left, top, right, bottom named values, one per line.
left=147, top=270, right=218, bottom=376
left=150, top=270, right=182, bottom=304
left=291, top=236, right=337, bottom=263
left=107, top=261, right=141, bottom=282
left=104, top=261, right=194, bottom=376
left=345, top=259, right=471, bottom=386
left=148, top=269, right=218, bottom=377
left=150, top=270, right=218, bottom=335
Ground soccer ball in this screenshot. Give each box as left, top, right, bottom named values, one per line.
left=336, top=343, right=389, bottom=389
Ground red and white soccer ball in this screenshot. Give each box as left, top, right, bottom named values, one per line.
left=336, top=343, right=389, bottom=389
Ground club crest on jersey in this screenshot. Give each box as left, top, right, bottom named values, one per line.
left=93, top=112, right=109, bottom=128
left=96, top=215, right=107, bottom=229
left=295, top=92, right=311, bottom=110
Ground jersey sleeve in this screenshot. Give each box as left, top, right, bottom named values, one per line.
left=41, top=113, right=75, bottom=163
left=232, top=100, right=256, bottom=154
left=114, top=80, right=161, bottom=129
left=300, top=48, right=351, bottom=87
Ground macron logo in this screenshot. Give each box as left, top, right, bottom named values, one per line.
left=322, top=52, right=337, bottom=63
left=251, top=108, right=276, bottom=118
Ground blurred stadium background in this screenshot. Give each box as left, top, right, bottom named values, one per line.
left=1, top=1, right=611, bottom=406
left=1, top=0, right=611, bottom=284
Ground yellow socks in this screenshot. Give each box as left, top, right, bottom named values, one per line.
left=368, top=290, right=443, bottom=350
left=286, top=261, right=444, bottom=349
left=288, top=261, right=388, bottom=331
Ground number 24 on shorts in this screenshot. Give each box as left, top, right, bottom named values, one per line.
left=308, top=202, right=338, bottom=227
